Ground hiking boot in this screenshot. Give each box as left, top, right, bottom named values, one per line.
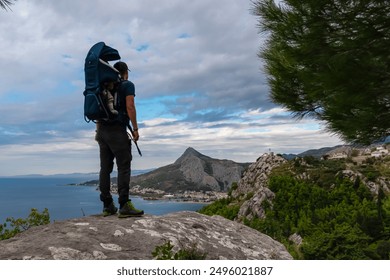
left=102, top=202, right=118, bottom=217
left=118, top=200, right=144, bottom=218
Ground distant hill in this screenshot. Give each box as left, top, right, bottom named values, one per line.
left=10, top=170, right=153, bottom=179
left=131, top=147, right=250, bottom=193
left=1, top=172, right=101, bottom=179
left=282, top=144, right=389, bottom=160
left=281, top=145, right=345, bottom=159
left=297, top=145, right=345, bottom=158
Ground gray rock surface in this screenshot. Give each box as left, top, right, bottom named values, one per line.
left=0, top=211, right=292, bottom=260
left=341, top=169, right=390, bottom=195
left=232, top=153, right=287, bottom=221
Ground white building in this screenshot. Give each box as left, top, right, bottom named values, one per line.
left=371, top=146, right=389, bottom=158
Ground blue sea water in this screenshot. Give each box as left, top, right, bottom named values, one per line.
left=0, top=177, right=207, bottom=222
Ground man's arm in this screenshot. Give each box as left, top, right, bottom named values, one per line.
left=126, top=95, right=139, bottom=141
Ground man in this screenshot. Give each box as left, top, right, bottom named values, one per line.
left=95, top=61, right=143, bottom=218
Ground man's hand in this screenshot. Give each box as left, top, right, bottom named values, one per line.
left=132, top=130, right=139, bottom=142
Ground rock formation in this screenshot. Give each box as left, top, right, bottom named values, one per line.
left=340, top=169, right=390, bottom=195
left=232, top=153, right=287, bottom=221
left=0, top=211, right=292, bottom=260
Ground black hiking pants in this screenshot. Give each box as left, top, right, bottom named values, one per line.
left=95, top=122, right=132, bottom=208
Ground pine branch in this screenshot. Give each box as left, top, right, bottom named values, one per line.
left=0, top=0, right=16, bottom=11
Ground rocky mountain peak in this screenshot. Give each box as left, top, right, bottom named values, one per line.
left=174, top=147, right=206, bottom=164
left=132, top=147, right=249, bottom=192
left=184, top=147, right=200, bottom=155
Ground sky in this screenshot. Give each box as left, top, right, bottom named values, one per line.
left=0, top=0, right=344, bottom=176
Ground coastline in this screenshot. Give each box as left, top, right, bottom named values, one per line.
left=0, top=178, right=209, bottom=222
left=70, top=182, right=226, bottom=204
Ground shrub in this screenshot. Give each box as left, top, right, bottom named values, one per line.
left=152, top=240, right=207, bottom=260
left=0, top=208, right=50, bottom=240
left=198, top=196, right=241, bottom=220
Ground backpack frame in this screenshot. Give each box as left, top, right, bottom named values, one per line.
left=82, top=42, right=143, bottom=156
left=83, top=42, right=121, bottom=123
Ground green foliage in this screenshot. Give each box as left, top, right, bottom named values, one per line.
left=227, top=182, right=238, bottom=196
left=375, top=241, right=390, bottom=260
left=360, top=166, right=381, bottom=181
left=301, top=224, right=371, bottom=260
left=357, top=157, right=390, bottom=181
left=152, top=240, right=207, bottom=260
left=0, top=208, right=50, bottom=240
left=152, top=240, right=176, bottom=260
left=198, top=197, right=240, bottom=220
left=249, top=174, right=389, bottom=259
left=252, top=0, right=390, bottom=144
left=246, top=192, right=255, bottom=200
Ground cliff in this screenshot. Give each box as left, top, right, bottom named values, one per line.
left=232, top=153, right=287, bottom=221
left=0, top=211, right=292, bottom=260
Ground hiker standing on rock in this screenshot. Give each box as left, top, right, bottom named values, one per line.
left=95, top=61, right=144, bottom=218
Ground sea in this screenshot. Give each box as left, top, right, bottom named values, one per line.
left=0, top=177, right=207, bottom=223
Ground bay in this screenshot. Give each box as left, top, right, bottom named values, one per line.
left=0, top=177, right=207, bottom=222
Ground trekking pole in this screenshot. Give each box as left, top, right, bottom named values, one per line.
left=127, top=124, right=142, bottom=157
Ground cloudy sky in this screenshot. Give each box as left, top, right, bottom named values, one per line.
left=0, top=0, right=343, bottom=176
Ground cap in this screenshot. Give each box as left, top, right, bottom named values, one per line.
left=113, top=61, right=131, bottom=73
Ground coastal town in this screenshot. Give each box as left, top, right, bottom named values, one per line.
left=128, top=185, right=228, bottom=203
left=324, top=144, right=389, bottom=160
left=74, top=177, right=229, bottom=203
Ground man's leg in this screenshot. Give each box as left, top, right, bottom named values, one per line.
left=107, top=125, right=143, bottom=217
left=106, top=126, right=132, bottom=207
left=96, top=132, right=115, bottom=207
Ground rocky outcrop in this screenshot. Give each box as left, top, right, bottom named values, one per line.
left=131, top=147, right=249, bottom=192
left=232, top=153, right=287, bottom=221
left=0, top=211, right=292, bottom=260
left=340, top=170, right=390, bottom=195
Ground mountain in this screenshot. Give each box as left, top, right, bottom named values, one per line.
left=285, top=143, right=387, bottom=160
left=130, top=147, right=250, bottom=193
left=280, top=145, right=346, bottom=159
left=297, top=145, right=345, bottom=158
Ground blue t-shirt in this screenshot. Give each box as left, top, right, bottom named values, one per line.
left=119, top=80, right=135, bottom=98
left=115, top=80, right=135, bottom=125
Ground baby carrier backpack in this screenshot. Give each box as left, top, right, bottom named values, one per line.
left=83, top=42, right=122, bottom=123
left=83, top=42, right=142, bottom=156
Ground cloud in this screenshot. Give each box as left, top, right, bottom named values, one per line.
left=0, top=0, right=344, bottom=176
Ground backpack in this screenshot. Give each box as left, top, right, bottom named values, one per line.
left=83, top=42, right=123, bottom=123
left=83, top=42, right=143, bottom=156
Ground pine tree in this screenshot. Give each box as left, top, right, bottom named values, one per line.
left=253, top=0, right=390, bottom=144
left=0, top=0, right=16, bottom=10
